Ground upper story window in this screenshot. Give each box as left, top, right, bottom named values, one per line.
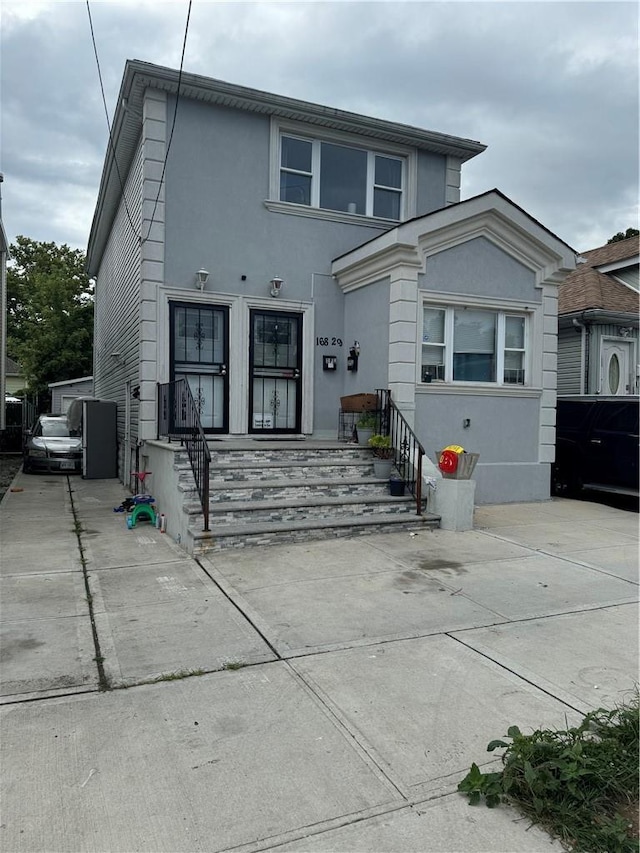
left=422, top=304, right=528, bottom=385
left=279, top=134, right=404, bottom=221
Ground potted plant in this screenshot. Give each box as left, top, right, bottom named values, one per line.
left=356, top=411, right=378, bottom=446
left=368, top=434, right=395, bottom=479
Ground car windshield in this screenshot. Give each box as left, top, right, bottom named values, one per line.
left=38, top=420, right=72, bottom=438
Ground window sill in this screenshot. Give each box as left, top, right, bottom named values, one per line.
left=264, top=199, right=399, bottom=229
left=416, top=383, right=541, bottom=398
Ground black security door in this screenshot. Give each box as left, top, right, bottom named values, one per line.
left=249, top=310, right=302, bottom=433
left=170, top=302, right=229, bottom=433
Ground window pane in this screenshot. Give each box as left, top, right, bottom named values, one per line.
left=454, top=309, right=496, bottom=353
left=281, top=136, right=312, bottom=172
left=374, top=187, right=401, bottom=220
left=454, top=309, right=495, bottom=381
left=280, top=172, right=311, bottom=205
left=505, top=316, right=525, bottom=349
left=375, top=155, right=402, bottom=188
left=504, top=351, right=524, bottom=384
left=320, top=142, right=367, bottom=214
left=423, top=307, right=445, bottom=344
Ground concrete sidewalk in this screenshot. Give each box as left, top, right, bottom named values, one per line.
left=0, top=471, right=637, bottom=852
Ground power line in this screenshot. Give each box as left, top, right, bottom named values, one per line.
left=142, top=0, right=193, bottom=245
left=85, top=0, right=140, bottom=244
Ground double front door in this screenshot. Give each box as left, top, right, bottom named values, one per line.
left=170, top=303, right=302, bottom=434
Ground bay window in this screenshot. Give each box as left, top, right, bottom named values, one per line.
left=279, top=133, right=404, bottom=220
left=421, top=305, right=528, bottom=385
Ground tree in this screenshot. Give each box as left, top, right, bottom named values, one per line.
left=6, top=236, right=94, bottom=407
left=607, top=227, right=639, bottom=244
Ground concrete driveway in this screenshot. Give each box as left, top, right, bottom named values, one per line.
left=0, top=471, right=637, bottom=852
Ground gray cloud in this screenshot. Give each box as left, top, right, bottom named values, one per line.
left=1, top=0, right=637, bottom=252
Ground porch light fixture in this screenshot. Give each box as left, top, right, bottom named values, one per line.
left=196, top=268, right=209, bottom=291
left=270, top=276, right=284, bottom=297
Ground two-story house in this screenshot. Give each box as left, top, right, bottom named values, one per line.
left=87, top=60, right=577, bottom=550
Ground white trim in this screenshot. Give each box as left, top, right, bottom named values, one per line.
left=416, top=384, right=542, bottom=398
left=263, top=199, right=397, bottom=230
left=332, top=192, right=576, bottom=293
left=157, top=288, right=314, bottom=434
left=418, top=299, right=533, bottom=388
left=269, top=117, right=418, bottom=222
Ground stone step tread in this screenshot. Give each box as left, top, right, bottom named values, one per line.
left=191, top=511, right=440, bottom=541
left=178, top=475, right=394, bottom=493
left=176, top=458, right=374, bottom=471
left=185, top=493, right=417, bottom=515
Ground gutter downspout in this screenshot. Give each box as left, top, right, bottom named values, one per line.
left=572, top=313, right=591, bottom=394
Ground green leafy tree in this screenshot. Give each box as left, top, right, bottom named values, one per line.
left=607, top=227, right=639, bottom=244
left=7, top=236, right=94, bottom=407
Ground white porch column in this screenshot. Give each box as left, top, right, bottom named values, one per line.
left=388, top=266, right=419, bottom=427
left=139, top=88, right=167, bottom=441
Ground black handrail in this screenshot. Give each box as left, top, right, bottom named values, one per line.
left=157, top=380, right=211, bottom=531
left=376, top=389, right=425, bottom=515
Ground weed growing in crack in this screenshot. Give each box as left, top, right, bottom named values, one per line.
left=458, top=692, right=639, bottom=852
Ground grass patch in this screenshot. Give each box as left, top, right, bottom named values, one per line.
left=458, top=693, right=639, bottom=852
left=149, top=668, right=206, bottom=683
left=222, top=661, right=247, bottom=671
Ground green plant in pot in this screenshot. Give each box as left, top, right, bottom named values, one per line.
left=368, top=433, right=395, bottom=478
left=356, top=411, right=378, bottom=446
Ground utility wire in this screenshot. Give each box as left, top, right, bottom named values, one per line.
left=86, top=0, right=140, bottom=244
left=142, top=0, right=192, bottom=244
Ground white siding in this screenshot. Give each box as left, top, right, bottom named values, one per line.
left=93, top=142, right=143, bottom=477
left=557, top=326, right=583, bottom=394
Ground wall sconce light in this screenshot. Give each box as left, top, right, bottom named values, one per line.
left=270, top=276, right=284, bottom=297
left=347, top=341, right=360, bottom=372
left=196, top=268, right=209, bottom=291
left=110, top=351, right=124, bottom=365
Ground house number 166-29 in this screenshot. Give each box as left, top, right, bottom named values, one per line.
left=316, top=337, right=343, bottom=347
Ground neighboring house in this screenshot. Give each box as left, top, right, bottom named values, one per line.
left=558, top=236, right=639, bottom=396
left=48, top=376, right=94, bottom=413
left=87, top=60, right=576, bottom=514
left=5, top=356, right=25, bottom=397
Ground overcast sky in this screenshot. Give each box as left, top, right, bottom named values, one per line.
left=1, top=0, right=638, bottom=255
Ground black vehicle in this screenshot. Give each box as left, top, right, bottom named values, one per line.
left=552, top=396, right=639, bottom=497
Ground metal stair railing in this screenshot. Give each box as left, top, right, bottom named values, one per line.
left=376, top=389, right=425, bottom=515
left=157, top=379, right=211, bottom=531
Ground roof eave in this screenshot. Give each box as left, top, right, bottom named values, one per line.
left=86, top=59, right=487, bottom=275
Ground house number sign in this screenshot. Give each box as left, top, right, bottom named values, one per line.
left=316, top=337, right=343, bottom=347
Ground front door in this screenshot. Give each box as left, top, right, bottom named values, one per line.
left=601, top=339, right=634, bottom=395
left=249, top=310, right=302, bottom=433
left=170, top=302, right=229, bottom=433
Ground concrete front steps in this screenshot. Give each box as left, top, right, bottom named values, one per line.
left=177, top=440, right=440, bottom=552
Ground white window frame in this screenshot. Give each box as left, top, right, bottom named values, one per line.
left=420, top=301, right=531, bottom=387
left=267, top=118, right=417, bottom=224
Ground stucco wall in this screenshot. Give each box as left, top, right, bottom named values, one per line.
left=419, top=237, right=539, bottom=302
left=160, top=96, right=450, bottom=434
left=414, top=235, right=552, bottom=503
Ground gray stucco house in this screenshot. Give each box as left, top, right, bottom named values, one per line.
left=87, top=60, right=577, bottom=547
left=557, top=236, right=639, bottom=396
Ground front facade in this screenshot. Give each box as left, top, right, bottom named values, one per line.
left=87, top=60, right=576, bottom=503
left=557, top=236, right=639, bottom=397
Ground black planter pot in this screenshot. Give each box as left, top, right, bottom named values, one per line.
left=389, top=477, right=405, bottom=496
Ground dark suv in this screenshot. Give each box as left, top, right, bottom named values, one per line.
left=552, top=396, right=639, bottom=497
